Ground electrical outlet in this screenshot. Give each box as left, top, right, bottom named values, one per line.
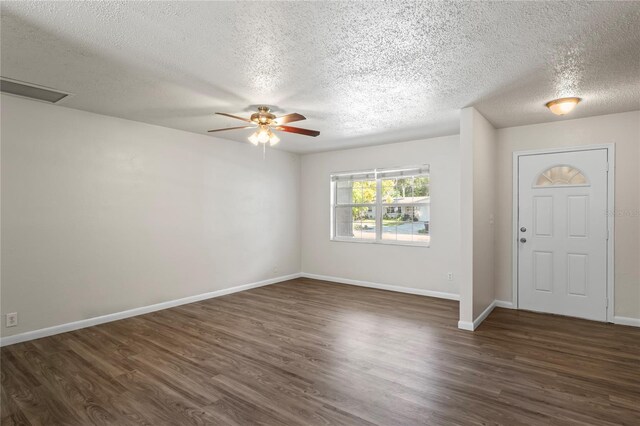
left=6, top=312, right=18, bottom=328
left=447, top=272, right=453, bottom=281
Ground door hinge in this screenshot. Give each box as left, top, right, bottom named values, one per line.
left=606, top=162, right=609, bottom=172
left=606, top=298, right=609, bottom=308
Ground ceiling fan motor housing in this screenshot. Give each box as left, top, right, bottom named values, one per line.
left=251, top=106, right=275, bottom=124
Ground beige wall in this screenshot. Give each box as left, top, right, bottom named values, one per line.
left=301, top=135, right=461, bottom=295
left=471, top=110, right=497, bottom=318
left=1, top=95, right=301, bottom=338
left=459, top=108, right=497, bottom=326
left=495, top=111, right=640, bottom=319
left=459, top=109, right=474, bottom=324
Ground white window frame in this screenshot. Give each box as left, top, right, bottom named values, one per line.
left=330, top=165, right=430, bottom=247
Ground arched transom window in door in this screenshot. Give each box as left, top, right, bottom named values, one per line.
left=534, top=165, right=588, bottom=187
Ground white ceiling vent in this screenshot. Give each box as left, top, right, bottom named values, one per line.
left=1, top=77, right=71, bottom=103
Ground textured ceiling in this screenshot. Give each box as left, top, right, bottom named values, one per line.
left=1, top=1, right=639, bottom=153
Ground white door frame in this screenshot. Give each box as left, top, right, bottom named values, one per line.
left=512, top=144, right=615, bottom=322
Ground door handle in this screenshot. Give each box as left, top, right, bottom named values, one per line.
left=520, top=227, right=527, bottom=232
left=520, top=238, right=527, bottom=243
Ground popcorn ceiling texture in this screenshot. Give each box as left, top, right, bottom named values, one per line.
left=1, top=1, right=639, bottom=153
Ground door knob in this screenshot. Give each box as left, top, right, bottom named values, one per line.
left=520, top=238, right=527, bottom=243
left=520, top=227, right=527, bottom=232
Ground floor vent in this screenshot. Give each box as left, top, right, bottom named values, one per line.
left=1, top=77, right=70, bottom=103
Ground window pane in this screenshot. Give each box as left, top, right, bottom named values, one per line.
left=382, top=203, right=429, bottom=222
left=336, top=179, right=377, bottom=204
left=535, top=166, right=587, bottom=186
left=413, top=176, right=429, bottom=197
left=382, top=219, right=430, bottom=244
left=381, top=176, right=430, bottom=204
left=336, top=181, right=353, bottom=204
left=381, top=204, right=430, bottom=244
left=335, top=206, right=376, bottom=240
left=413, top=220, right=430, bottom=243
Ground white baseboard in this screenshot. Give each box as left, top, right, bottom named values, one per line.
left=300, top=273, right=460, bottom=301
left=459, top=301, right=639, bottom=329
left=458, top=299, right=514, bottom=331
left=0, top=273, right=302, bottom=347
left=613, top=316, right=640, bottom=327
left=494, top=300, right=514, bottom=309
left=458, top=300, right=497, bottom=331
left=473, top=300, right=497, bottom=330
left=457, top=321, right=474, bottom=331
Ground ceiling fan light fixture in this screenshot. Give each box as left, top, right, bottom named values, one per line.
left=257, top=128, right=270, bottom=144
left=545, top=97, right=581, bottom=115
left=211, top=106, right=319, bottom=147
left=248, top=132, right=260, bottom=145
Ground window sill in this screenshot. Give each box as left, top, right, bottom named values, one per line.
left=330, top=237, right=430, bottom=248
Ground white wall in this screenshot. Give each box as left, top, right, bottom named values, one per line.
left=300, top=135, right=461, bottom=296
left=495, top=111, right=640, bottom=320
left=459, top=108, right=497, bottom=328
left=3, top=92, right=636, bottom=342
left=1, top=94, right=301, bottom=338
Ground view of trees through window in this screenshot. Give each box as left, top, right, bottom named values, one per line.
left=351, top=177, right=430, bottom=220
left=333, top=168, right=430, bottom=245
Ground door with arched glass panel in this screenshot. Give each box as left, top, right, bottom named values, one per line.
left=518, top=149, right=608, bottom=321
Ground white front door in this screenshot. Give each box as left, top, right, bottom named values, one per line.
left=518, top=149, right=609, bottom=321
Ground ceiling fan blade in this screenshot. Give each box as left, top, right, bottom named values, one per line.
left=273, top=113, right=306, bottom=125
left=215, top=112, right=252, bottom=123
left=208, top=126, right=255, bottom=133
left=275, top=125, right=320, bottom=137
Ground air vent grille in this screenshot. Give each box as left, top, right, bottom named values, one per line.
left=0, top=77, right=70, bottom=103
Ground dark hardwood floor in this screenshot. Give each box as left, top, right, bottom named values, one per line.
left=2, top=278, right=639, bottom=425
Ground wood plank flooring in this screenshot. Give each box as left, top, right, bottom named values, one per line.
left=2, top=278, right=639, bottom=425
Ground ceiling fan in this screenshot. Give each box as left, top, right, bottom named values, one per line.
left=208, top=106, right=320, bottom=146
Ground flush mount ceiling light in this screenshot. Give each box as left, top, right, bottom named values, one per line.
left=208, top=106, right=319, bottom=147
left=545, top=97, right=581, bottom=115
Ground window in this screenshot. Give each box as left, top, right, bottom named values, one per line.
left=535, top=165, right=588, bottom=187
left=331, top=166, right=430, bottom=246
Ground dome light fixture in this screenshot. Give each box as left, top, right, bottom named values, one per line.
left=545, top=97, right=581, bottom=115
